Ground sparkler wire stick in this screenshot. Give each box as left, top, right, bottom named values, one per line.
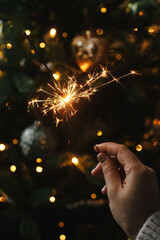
left=24, top=32, right=55, bottom=80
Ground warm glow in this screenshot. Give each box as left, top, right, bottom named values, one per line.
left=59, top=234, right=66, bottom=240
left=58, top=221, right=64, bottom=228
left=139, top=11, right=144, bottom=16
left=80, top=62, right=91, bottom=72
left=25, top=30, right=31, bottom=36
left=116, top=54, right=122, bottom=61
left=49, top=196, right=56, bottom=202
left=53, top=72, right=61, bottom=81
left=136, top=144, right=142, bottom=152
left=0, top=50, right=3, bottom=60
left=39, top=42, right=46, bottom=48
left=133, top=28, right=138, bottom=32
left=50, top=28, right=56, bottom=38
left=91, top=193, right=97, bottom=199
left=6, top=43, right=12, bottom=49
left=10, top=165, right=16, bottom=172
left=13, top=139, right=18, bottom=145
left=153, top=118, right=158, bottom=125
left=31, top=49, right=35, bottom=54
left=62, top=32, right=68, bottom=38
left=36, top=166, right=43, bottom=173
left=36, top=158, right=43, bottom=163
left=153, top=141, right=158, bottom=147
left=97, top=130, right=103, bottom=136
left=0, top=70, right=3, bottom=77
left=0, top=196, right=5, bottom=202
left=148, top=27, right=155, bottom=34
left=96, top=28, right=103, bottom=35
left=143, top=133, right=149, bottom=140
left=0, top=144, right=5, bottom=151
left=72, top=157, right=79, bottom=165
left=63, top=95, right=71, bottom=103
left=100, top=7, right=107, bottom=13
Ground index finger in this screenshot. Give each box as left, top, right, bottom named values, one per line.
left=94, top=142, right=142, bottom=167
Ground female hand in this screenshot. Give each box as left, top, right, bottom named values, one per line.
left=91, top=142, right=160, bottom=239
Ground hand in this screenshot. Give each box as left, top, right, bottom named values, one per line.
left=91, top=142, right=160, bottom=240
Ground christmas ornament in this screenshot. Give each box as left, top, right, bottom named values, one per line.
left=72, top=30, right=107, bottom=72
left=19, top=121, right=57, bottom=158
left=14, top=73, right=35, bottom=95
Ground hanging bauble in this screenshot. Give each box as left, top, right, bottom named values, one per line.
left=72, top=30, right=107, bottom=73
left=14, top=72, right=35, bottom=95
left=19, top=121, right=57, bottom=158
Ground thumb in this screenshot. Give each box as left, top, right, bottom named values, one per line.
left=97, top=153, right=122, bottom=196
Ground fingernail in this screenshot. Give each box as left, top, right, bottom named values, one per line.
left=94, top=145, right=100, bottom=153
left=91, top=168, right=95, bottom=174
left=97, top=153, right=107, bottom=164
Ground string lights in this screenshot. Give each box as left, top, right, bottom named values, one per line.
left=71, top=157, right=79, bottom=165
left=0, top=143, right=5, bottom=151
left=50, top=28, right=56, bottom=38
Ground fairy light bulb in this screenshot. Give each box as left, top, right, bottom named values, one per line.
left=133, top=28, right=138, bottom=32
left=97, top=130, right=102, bottom=136
left=62, top=32, right=68, bottom=38
left=59, top=235, right=66, bottom=240
left=39, top=42, right=45, bottom=48
left=36, top=166, right=43, bottom=173
left=100, top=7, right=107, bottom=13
left=0, top=144, right=5, bottom=151
left=72, top=157, right=79, bottom=165
left=0, top=196, right=5, bottom=202
left=139, top=11, right=144, bottom=16
left=148, top=28, right=155, bottom=34
left=58, top=222, right=64, bottom=228
left=6, top=43, right=12, bottom=49
left=25, top=30, right=31, bottom=36
left=13, top=139, right=18, bottom=145
left=36, top=158, right=43, bottom=163
left=53, top=72, right=61, bottom=81
left=10, top=165, right=16, bottom=172
left=49, top=196, right=56, bottom=203
left=50, top=28, right=56, bottom=38
left=136, top=144, right=142, bottom=152
left=96, top=28, right=103, bottom=35
left=91, top=193, right=97, bottom=199
left=116, top=54, right=122, bottom=61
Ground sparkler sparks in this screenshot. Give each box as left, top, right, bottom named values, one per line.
left=28, top=67, right=139, bottom=126
left=24, top=31, right=139, bottom=126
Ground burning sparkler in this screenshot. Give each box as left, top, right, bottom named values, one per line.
left=28, top=66, right=139, bottom=126
left=24, top=31, right=139, bottom=126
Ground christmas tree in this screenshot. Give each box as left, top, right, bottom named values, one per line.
left=0, top=0, right=160, bottom=239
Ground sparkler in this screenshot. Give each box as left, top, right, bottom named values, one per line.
left=28, top=67, right=139, bottom=126
left=25, top=32, right=139, bottom=126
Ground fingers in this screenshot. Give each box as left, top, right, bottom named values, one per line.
left=91, top=156, right=121, bottom=177
left=97, top=152, right=122, bottom=193
left=94, top=142, right=141, bottom=168
left=91, top=162, right=103, bottom=177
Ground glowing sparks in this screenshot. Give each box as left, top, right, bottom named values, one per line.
left=29, top=66, right=139, bottom=126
